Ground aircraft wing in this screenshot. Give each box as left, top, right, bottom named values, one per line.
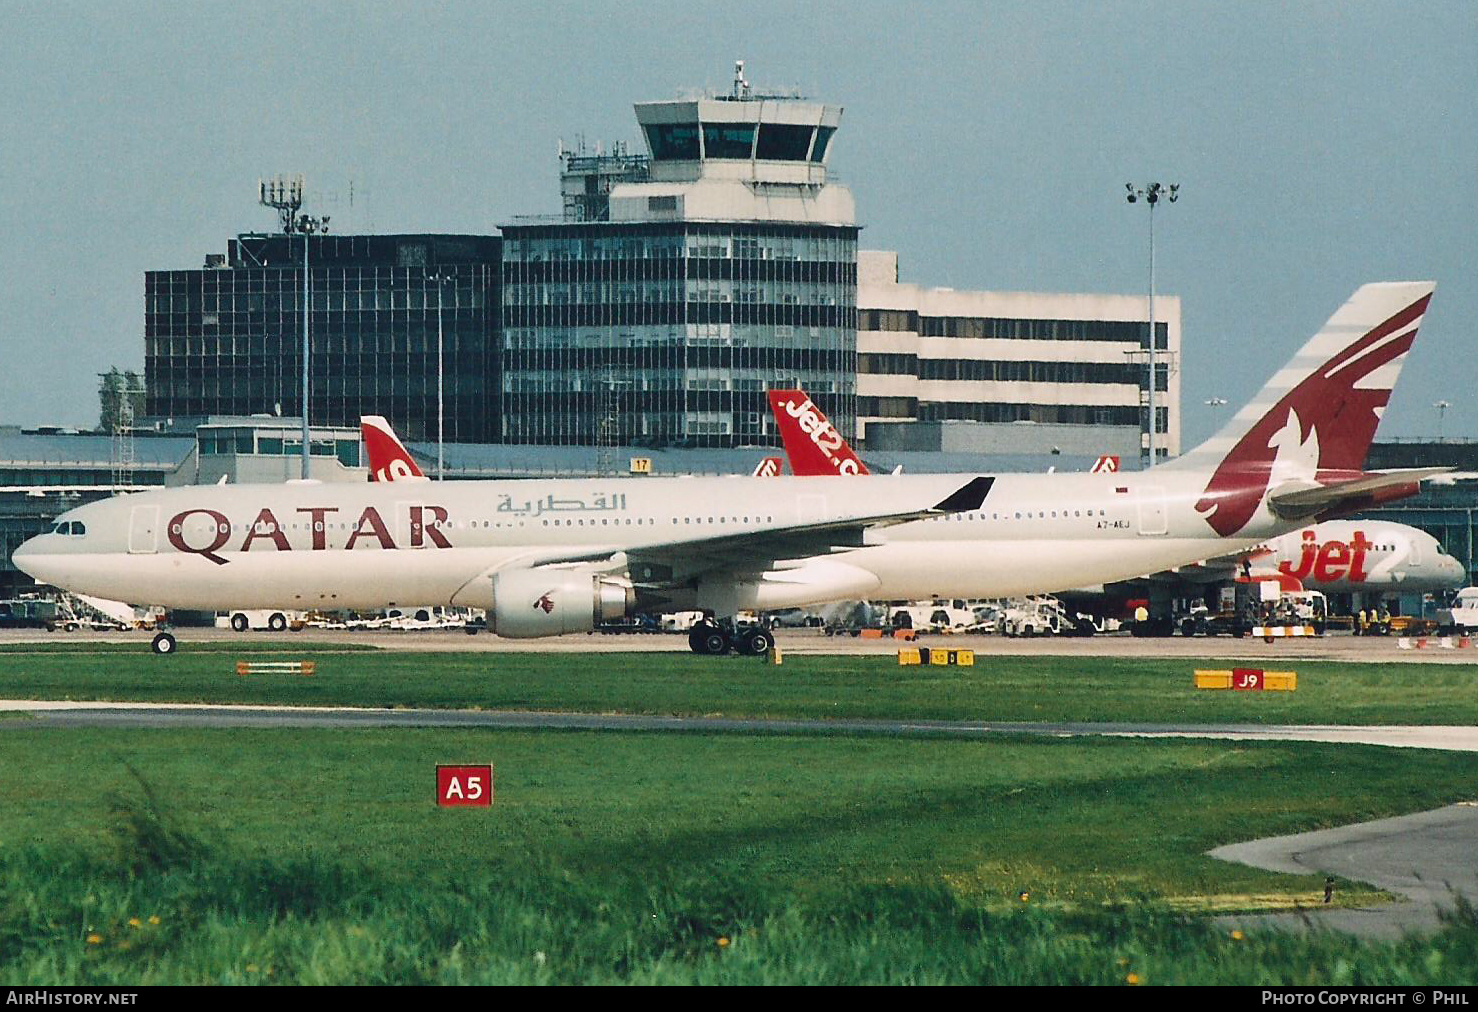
left=528, top=476, right=994, bottom=585
left=1268, top=468, right=1451, bottom=520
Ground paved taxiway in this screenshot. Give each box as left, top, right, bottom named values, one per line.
left=3, top=627, right=1477, bottom=662
left=2, top=700, right=1475, bottom=753
left=1213, top=804, right=1478, bottom=939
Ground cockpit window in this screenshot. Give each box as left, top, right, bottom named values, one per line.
left=50, top=521, right=85, bottom=536
left=70, top=522, right=86, bottom=537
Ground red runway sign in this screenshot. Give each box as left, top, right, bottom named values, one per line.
left=436, top=764, right=494, bottom=807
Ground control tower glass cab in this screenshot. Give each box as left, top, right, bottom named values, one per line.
left=611, top=93, right=855, bottom=227
left=637, top=98, right=840, bottom=185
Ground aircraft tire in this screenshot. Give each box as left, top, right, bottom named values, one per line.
left=739, top=628, right=773, bottom=657
left=151, top=632, right=177, bottom=656
left=688, top=623, right=729, bottom=655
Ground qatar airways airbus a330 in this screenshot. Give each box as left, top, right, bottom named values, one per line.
left=14, top=282, right=1446, bottom=654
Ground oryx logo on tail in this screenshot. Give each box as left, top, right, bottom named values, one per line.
left=1183, top=285, right=1434, bottom=537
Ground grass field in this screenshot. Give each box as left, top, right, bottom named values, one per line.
left=2, top=727, right=1478, bottom=983
left=1, top=646, right=1477, bottom=725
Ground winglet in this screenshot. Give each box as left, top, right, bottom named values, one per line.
left=932, top=476, right=995, bottom=514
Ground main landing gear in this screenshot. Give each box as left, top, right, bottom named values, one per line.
left=151, top=631, right=177, bottom=655
left=687, top=619, right=774, bottom=657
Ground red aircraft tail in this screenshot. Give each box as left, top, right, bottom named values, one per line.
left=361, top=416, right=430, bottom=483
left=766, top=390, right=870, bottom=476
left=1167, top=282, right=1437, bottom=536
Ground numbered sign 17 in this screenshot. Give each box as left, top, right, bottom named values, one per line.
left=437, top=764, right=494, bottom=807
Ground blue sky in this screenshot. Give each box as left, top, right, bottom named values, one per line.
left=1, top=0, right=1473, bottom=447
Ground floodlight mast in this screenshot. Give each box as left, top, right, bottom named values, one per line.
left=259, top=175, right=330, bottom=479
left=1125, top=181, right=1179, bottom=467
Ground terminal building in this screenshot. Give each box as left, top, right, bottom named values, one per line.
left=137, top=68, right=1180, bottom=467
left=856, top=252, right=1180, bottom=462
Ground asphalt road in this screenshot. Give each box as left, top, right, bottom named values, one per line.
left=1212, top=804, right=1478, bottom=939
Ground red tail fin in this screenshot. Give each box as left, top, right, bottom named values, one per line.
left=1172, top=282, right=1435, bottom=536
left=766, top=390, right=870, bottom=476
left=361, top=416, right=430, bottom=483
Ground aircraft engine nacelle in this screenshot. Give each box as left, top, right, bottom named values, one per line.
left=489, top=568, right=633, bottom=638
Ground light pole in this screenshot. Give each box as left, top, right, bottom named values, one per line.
left=257, top=175, right=327, bottom=480
left=427, top=270, right=453, bottom=480
left=1126, top=181, right=1179, bottom=467
left=294, top=215, right=329, bottom=479
left=1435, top=400, right=1451, bottom=442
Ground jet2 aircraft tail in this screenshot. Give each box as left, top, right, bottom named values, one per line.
left=766, top=390, right=870, bottom=476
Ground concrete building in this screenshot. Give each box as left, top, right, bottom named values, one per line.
left=190, top=417, right=366, bottom=484
left=856, top=251, right=1181, bottom=464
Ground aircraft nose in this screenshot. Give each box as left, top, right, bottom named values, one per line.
left=10, top=535, right=50, bottom=582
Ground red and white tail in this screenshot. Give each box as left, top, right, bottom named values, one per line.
left=1170, top=282, right=1435, bottom=536
left=766, top=390, right=870, bottom=476
left=361, top=416, right=430, bottom=483
left=752, top=456, right=785, bottom=477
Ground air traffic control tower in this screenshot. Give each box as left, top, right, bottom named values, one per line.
left=500, top=64, right=859, bottom=449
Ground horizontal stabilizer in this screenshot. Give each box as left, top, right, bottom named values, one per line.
left=1268, top=468, right=1451, bottom=520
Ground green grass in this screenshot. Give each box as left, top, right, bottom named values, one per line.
left=2, top=728, right=1477, bottom=983
left=1, top=649, right=1477, bottom=725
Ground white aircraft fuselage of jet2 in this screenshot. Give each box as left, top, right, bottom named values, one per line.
left=13, top=282, right=1447, bottom=653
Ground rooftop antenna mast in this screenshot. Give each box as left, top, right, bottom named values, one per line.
left=258, top=174, right=304, bottom=234
left=732, top=59, right=751, bottom=100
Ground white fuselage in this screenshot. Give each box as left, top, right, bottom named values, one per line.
left=12, top=471, right=1318, bottom=615
left=1254, top=521, right=1465, bottom=593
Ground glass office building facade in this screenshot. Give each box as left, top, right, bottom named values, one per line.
left=145, top=234, right=502, bottom=443
left=500, top=221, right=859, bottom=447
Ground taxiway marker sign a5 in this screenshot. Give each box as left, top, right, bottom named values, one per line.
left=436, top=764, right=494, bottom=807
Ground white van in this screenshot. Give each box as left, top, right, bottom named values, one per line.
left=1438, top=588, right=1478, bottom=633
